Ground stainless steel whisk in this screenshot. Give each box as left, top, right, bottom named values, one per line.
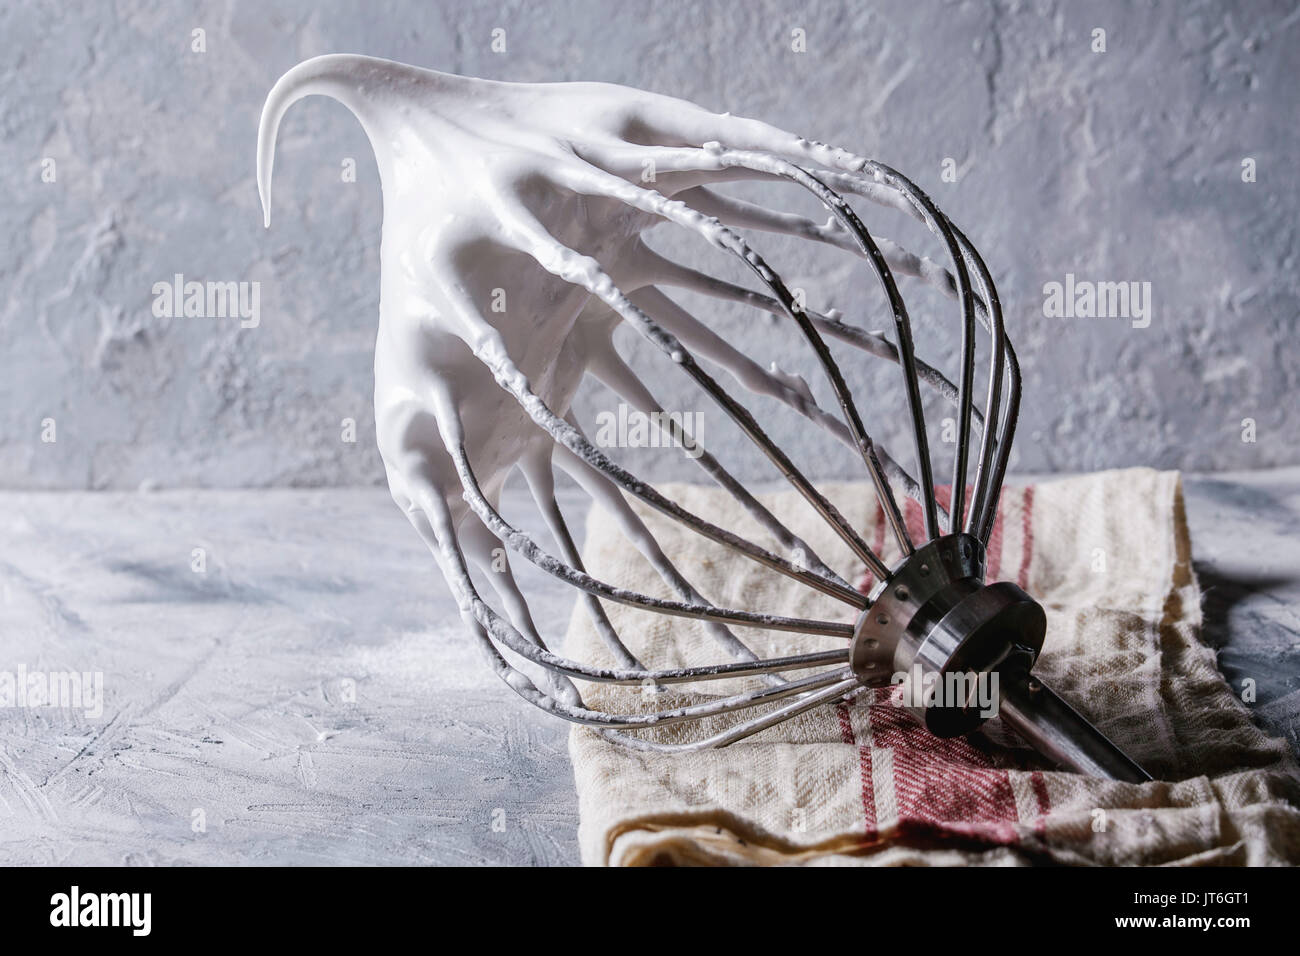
left=259, top=57, right=1152, bottom=781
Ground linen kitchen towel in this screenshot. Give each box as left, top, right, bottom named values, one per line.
left=567, top=469, right=1300, bottom=865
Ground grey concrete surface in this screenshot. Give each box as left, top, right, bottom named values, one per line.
left=0, top=470, right=1296, bottom=866
left=2, top=0, right=1298, bottom=491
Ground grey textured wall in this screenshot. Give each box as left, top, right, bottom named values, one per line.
left=3, top=0, right=1296, bottom=490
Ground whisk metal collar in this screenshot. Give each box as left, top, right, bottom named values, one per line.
left=850, top=533, right=1045, bottom=741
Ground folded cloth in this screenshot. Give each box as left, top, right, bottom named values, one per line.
left=566, top=468, right=1300, bottom=865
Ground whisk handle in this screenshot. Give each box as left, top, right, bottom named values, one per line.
left=999, top=672, right=1153, bottom=783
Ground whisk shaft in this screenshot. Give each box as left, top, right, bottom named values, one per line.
left=1000, top=674, right=1153, bottom=783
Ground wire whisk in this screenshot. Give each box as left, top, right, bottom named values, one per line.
left=258, top=55, right=1151, bottom=781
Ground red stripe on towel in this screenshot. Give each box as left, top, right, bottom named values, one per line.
left=872, top=697, right=1020, bottom=844
left=841, top=483, right=1049, bottom=851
